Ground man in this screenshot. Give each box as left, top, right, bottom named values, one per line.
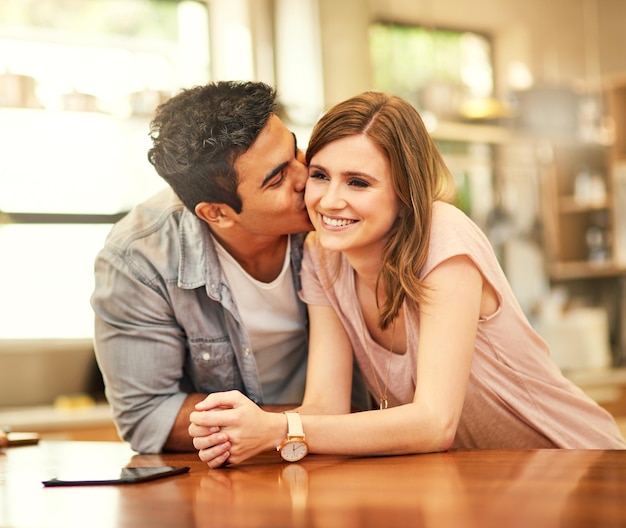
left=91, top=81, right=316, bottom=453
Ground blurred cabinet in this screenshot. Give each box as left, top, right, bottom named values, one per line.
left=540, top=141, right=614, bottom=278
left=607, top=79, right=626, bottom=268
left=539, top=79, right=626, bottom=367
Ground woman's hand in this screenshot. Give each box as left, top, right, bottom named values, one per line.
left=189, top=390, right=286, bottom=468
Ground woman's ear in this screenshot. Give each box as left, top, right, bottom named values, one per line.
left=195, top=202, right=236, bottom=228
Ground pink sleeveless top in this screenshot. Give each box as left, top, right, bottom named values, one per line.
left=300, top=201, right=626, bottom=449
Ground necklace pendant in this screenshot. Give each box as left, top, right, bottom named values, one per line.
left=379, top=398, right=388, bottom=410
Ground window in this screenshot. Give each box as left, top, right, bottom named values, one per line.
left=369, top=22, right=496, bottom=232
left=0, top=0, right=209, bottom=338
left=369, top=22, right=494, bottom=121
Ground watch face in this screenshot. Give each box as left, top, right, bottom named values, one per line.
left=280, top=440, right=308, bottom=462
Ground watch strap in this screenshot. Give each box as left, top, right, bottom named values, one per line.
left=285, top=411, right=305, bottom=438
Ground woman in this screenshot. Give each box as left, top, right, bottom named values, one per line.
left=189, top=91, right=626, bottom=468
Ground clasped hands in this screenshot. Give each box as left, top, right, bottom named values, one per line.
left=189, top=390, right=285, bottom=468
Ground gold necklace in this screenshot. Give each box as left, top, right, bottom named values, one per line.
left=360, top=316, right=396, bottom=410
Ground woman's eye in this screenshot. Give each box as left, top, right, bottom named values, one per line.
left=308, top=171, right=327, bottom=180
left=348, top=178, right=369, bottom=188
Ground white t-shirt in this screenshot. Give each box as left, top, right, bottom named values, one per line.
left=215, top=236, right=306, bottom=404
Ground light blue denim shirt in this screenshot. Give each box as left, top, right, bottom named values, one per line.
left=91, top=188, right=309, bottom=453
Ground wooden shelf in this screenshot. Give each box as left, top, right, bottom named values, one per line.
left=429, top=120, right=513, bottom=144
left=557, top=196, right=609, bottom=213
left=548, top=261, right=626, bottom=280
left=538, top=81, right=626, bottom=368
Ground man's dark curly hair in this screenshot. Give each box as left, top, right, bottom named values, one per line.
left=147, top=81, right=277, bottom=214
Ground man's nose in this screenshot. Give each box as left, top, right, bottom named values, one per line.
left=296, top=149, right=306, bottom=165
left=294, top=154, right=308, bottom=192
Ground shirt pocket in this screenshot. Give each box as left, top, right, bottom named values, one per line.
left=187, top=338, right=244, bottom=394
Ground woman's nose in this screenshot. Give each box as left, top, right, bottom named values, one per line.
left=319, top=182, right=345, bottom=209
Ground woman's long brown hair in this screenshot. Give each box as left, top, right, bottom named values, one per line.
left=306, top=91, right=456, bottom=329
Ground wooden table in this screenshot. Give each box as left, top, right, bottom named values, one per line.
left=1, top=441, right=625, bottom=527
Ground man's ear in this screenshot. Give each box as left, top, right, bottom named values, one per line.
left=195, top=202, right=236, bottom=228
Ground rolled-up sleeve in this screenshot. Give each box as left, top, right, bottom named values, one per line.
left=91, top=248, right=188, bottom=453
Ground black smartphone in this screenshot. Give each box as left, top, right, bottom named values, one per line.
left=42, top=466, right=190, bottom=487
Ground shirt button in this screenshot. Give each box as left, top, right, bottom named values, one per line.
left=243, top=348, right=251, bottom=356
left=202, top=352, right=211, bottom=361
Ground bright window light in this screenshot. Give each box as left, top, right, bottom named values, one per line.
left=0, top=0, right=209, bottom=339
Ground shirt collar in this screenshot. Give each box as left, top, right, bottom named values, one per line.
left=177, top=206, right=221, bottom=292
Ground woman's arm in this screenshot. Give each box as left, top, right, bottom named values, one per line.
left=190, top=255, right=484, bottom=465
left=299, top=254, right=483, bottom=455
left=297, top=303, right=356, bottom=415
left=410, top=254, right=485, bottom=447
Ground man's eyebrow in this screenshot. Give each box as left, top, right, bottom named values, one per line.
left=261, top=161, right=288, bottom=188
left=260, top=133, right=298, bottom=188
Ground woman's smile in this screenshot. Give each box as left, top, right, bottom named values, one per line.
left=321, top=214, right=357, bottom=228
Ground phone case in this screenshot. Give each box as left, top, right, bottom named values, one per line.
left=42, top=465, right=190, bottom=487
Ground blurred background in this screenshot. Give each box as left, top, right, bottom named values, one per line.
left=1, top=0, right=626, bottom=437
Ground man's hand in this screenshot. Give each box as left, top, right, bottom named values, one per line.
left=189, top=390, right=286, bottom=468
left=163, top=393, right=207, bottom=452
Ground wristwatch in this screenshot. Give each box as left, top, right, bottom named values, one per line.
left=277, top=412, right=309, bottom=462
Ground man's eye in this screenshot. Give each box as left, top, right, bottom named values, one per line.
left=269, top=173, right=285, bottom=187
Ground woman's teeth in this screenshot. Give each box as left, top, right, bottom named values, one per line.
left=322, top=215, right=355, bottom=227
